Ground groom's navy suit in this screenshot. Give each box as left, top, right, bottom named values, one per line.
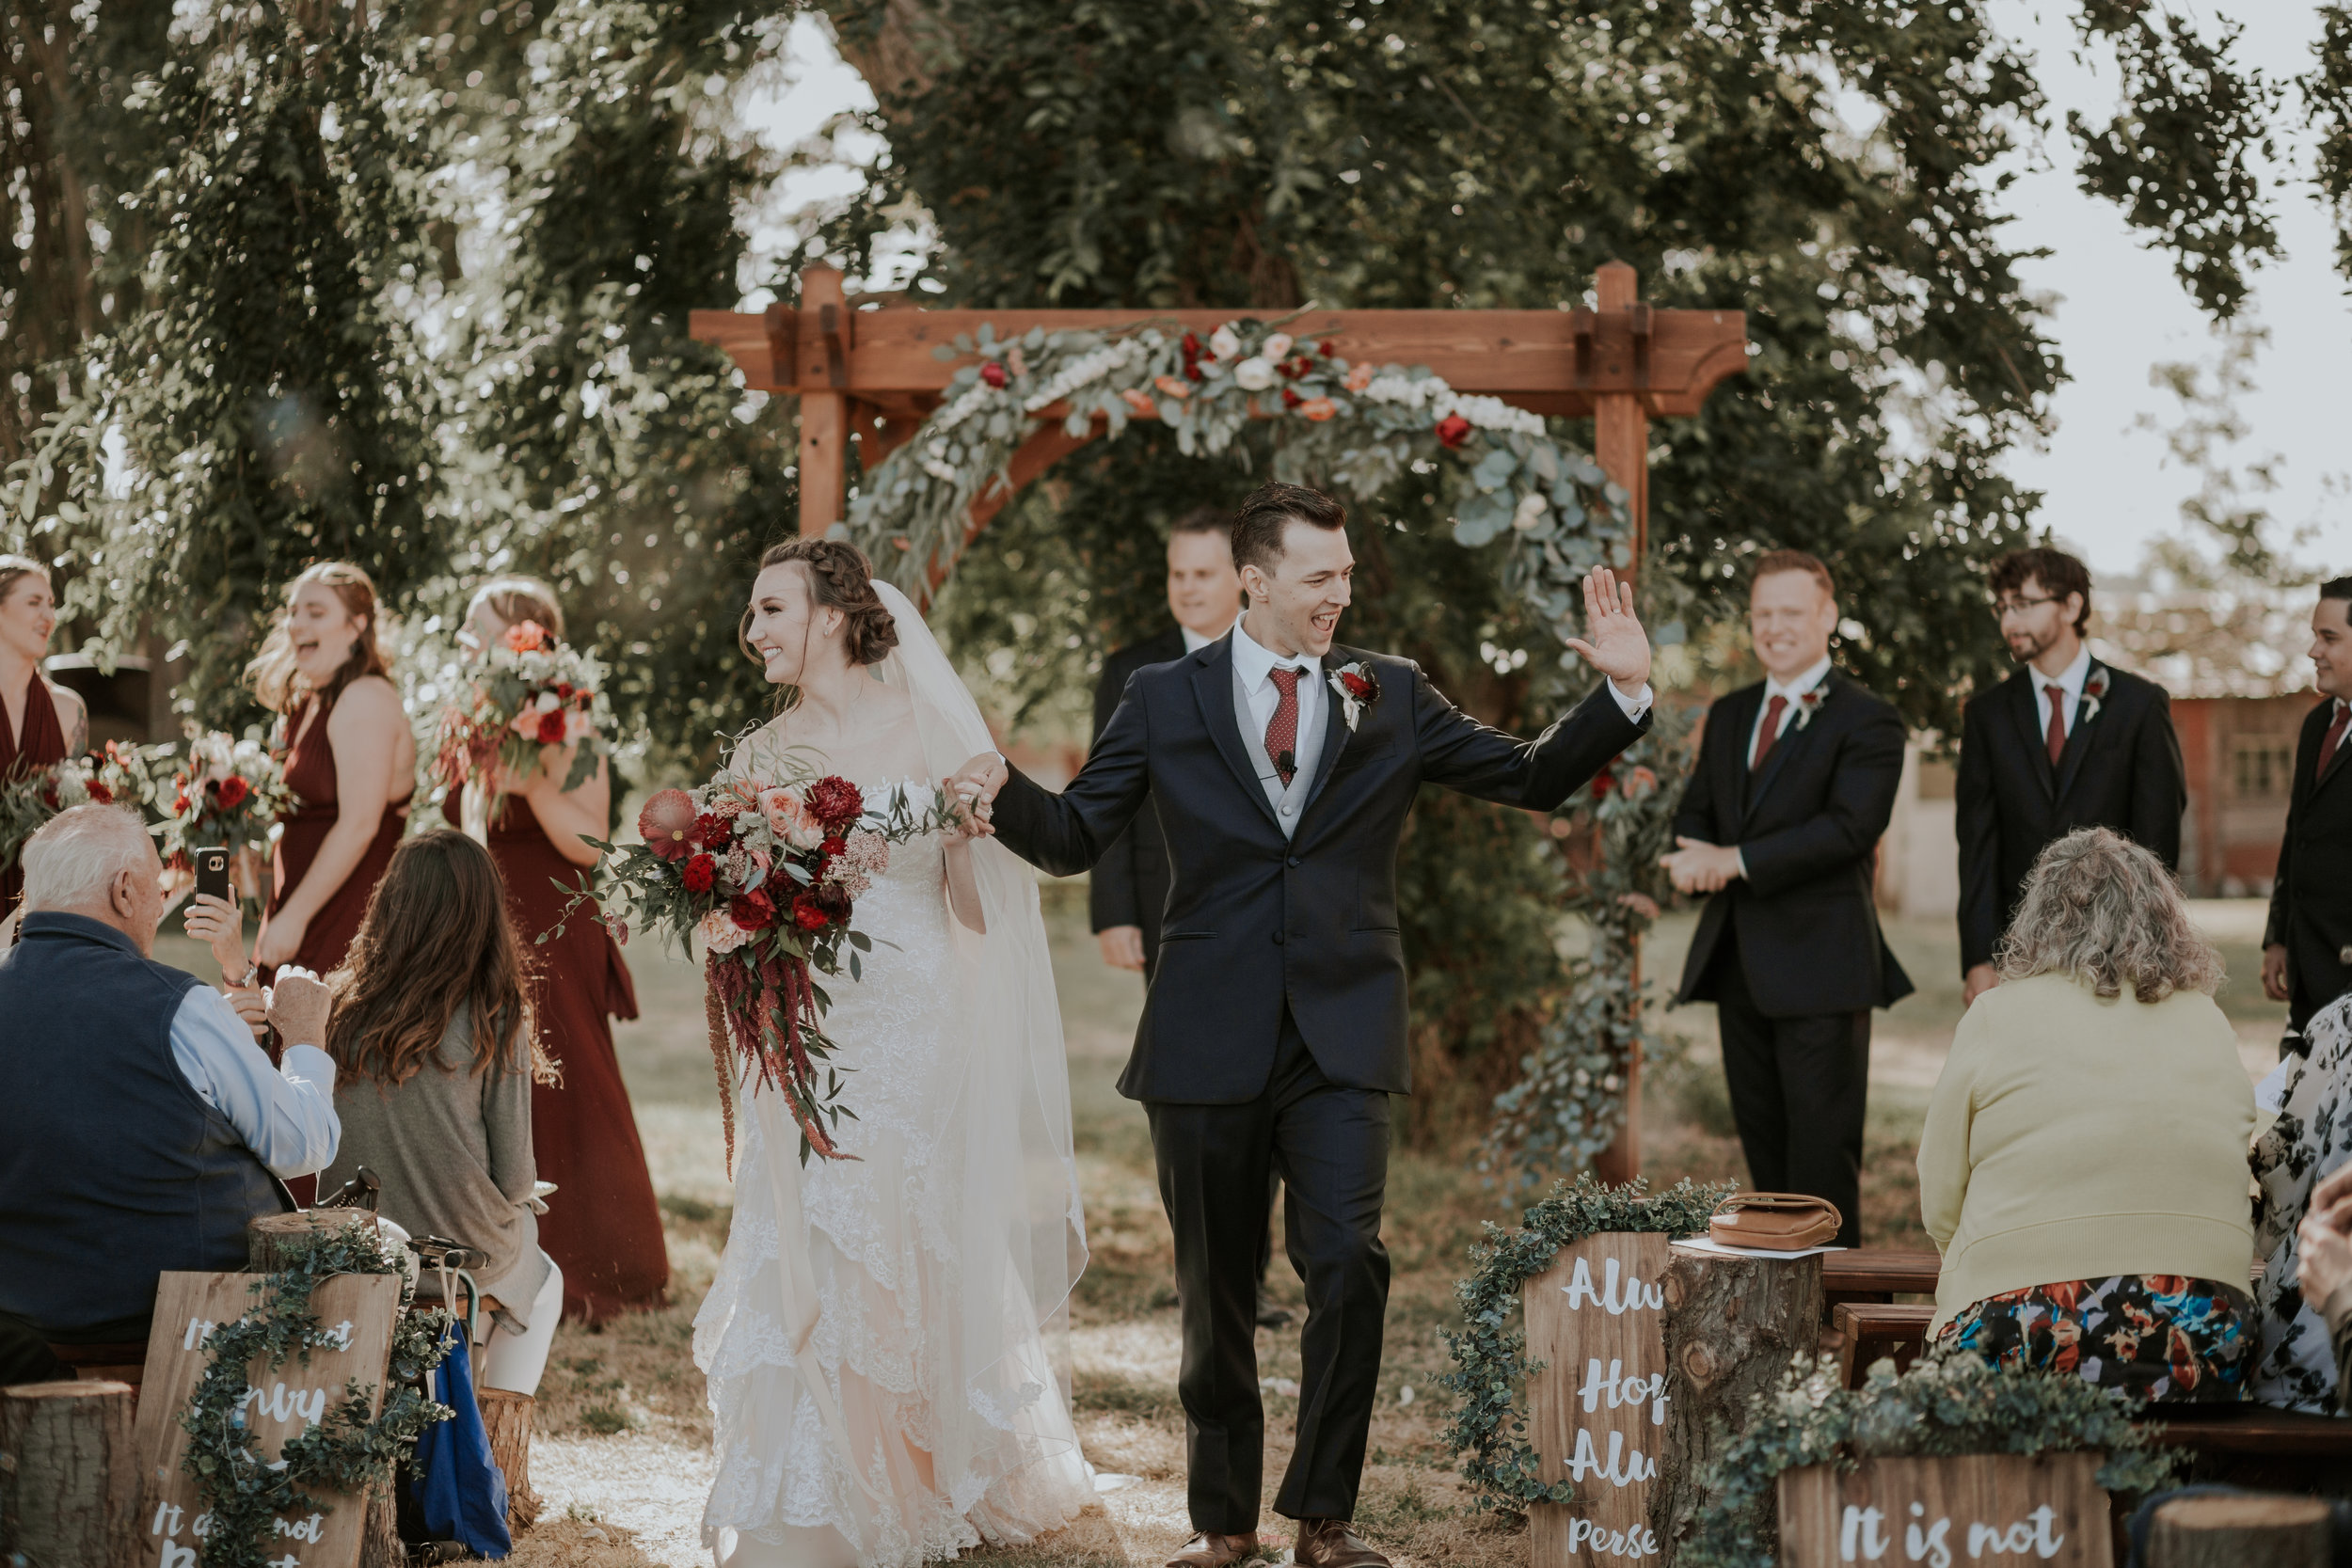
left=993, top=631, right=1645, bottom=1530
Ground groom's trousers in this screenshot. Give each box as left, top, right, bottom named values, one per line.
left=1144, top=1007, right=1391, bottom=1531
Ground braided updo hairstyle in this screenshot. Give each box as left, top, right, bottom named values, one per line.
left=739, top=537, right=900, bottom=669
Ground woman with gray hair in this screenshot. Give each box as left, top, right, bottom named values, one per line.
left=1916, top=826, right=2256, bottom=1403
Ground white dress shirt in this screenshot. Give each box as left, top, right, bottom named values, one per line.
left=1746, top=654, right=1835, bottom=768
left=1179, top=620, right=1231, bottom=656
left=1228, top=618, right=1657, bottom=730
left=2033, top=645, right=2093, bottom=739
left=168, top=987, right=341, bottom=1178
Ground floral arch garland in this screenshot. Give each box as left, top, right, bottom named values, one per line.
left=839, top=312, right=1688, bottom=1177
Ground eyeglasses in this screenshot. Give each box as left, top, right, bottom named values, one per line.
left=1993, top=595, right=2061, bottom=619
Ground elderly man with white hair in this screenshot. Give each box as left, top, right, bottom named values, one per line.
left=0, top=804, right=341, bottom=1374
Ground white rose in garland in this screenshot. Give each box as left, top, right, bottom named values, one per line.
left=1232, top=356, right=1277, bottom=391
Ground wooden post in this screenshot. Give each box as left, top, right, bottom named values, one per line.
left=797, top=265, right=850, bottom=537
left=2149, top=1494, right=2331, bottom=1568
left=478, top=1389, right=543, bottom=1532
left=0, top=1380, right=137, bottom=1568
left=1590, top=261, right=1650, bottom=1188
left=248, top=1209, right=386, bottom=1271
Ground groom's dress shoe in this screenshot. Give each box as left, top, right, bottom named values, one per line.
left=1291, top=1518, right=1391, bottom=1568
left=1166, top=1531, right=1257, bottom=1567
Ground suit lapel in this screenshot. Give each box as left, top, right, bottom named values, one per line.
left=1741, top=676, right=1830, bottom=826
left=2052, top=663, right=2105, bottom=802
left=2009, top=673, right=2057, bottom=799
left=1297, top=653, right=1356, bottom=818
left=2312, top=701, right=2352, bottom=800
left=1190, top=637, right=1282, bottom=832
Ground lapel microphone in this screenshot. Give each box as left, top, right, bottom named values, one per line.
left=1278, top=749, right=1296, bottom=777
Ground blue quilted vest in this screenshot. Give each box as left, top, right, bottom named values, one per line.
left=0, top=912, right=284, bottom=1334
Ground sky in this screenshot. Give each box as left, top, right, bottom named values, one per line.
left=735, top=8, right=2351, bottom=580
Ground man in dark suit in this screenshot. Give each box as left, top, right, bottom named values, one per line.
left=1957, top=546, right=2185, bottom=1006
left=1091, top=507, right=1242, bottom=976
left=951, top=482, right=1654, bottom=1568
left=1661, top=551, right=1911, bottom=1248
left=2264, top=577, right=2352, bottom=1044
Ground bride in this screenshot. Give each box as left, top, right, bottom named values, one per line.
left=694, top=538, right=1092, bottom=1568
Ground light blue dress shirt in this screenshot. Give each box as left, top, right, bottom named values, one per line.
left=167, top=987, right=341, bottom=1178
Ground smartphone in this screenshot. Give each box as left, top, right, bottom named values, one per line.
left=194, top=846, right=231, bottom=907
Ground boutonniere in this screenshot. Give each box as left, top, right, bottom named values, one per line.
left=2080, top=666, right=2110, bottom=725
left=1328, top=661, right=1381, bottom=732
left=1786, top=679, right=1832, bottom=733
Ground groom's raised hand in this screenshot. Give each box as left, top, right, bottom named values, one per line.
left=1562, top=566, right=1652, bottom=700
left=946, top=752, right=1009, bottom=837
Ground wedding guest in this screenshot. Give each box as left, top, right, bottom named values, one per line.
left=2283, top=1159, right=2352, bottom=1414
left=314, top=830, right=561, bottom=1394
left=0, top=554, right=88, bottom=919
left=2249, top=990, right=2352, bottom=1410
left=250, top=562, right=415, bottom=979
left=444, top=576, right=665, bottom=1321
left=1661, top=550, right=1911, bottom=1247
left=2264, top=577, right=2352, bottom=1046
left=1918, top=827, right=2255, bottom=1404
left=0, top=805, right=337, bottom=1349
left=1957, top=547, right=2185, bottom=1006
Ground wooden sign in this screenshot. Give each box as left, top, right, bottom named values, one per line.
left=1524, top=1231, right=1674, bottom=1565
left=130, top=1271, right=404, bottom=1568
left=1777, top=1453, right=2111, bottom=1568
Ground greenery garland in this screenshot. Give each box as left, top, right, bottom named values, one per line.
left=183, top=1220, right=453, bottom=1568
left=1439, top=1175, right=1732, bottom=1509
left=844, top=312, right=1672, bottom=1167
left=1677, top=1354, right=2182, bottom=1568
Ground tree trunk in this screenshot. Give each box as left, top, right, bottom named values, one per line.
left=2149, top=1494, right=2331, bottom=1568
left=247, top=1210, right=384, bottom=1272
left=1655, top=1246, right=1825, bottom=1558
left=0, top=1379, right=136, bottom=1568
left=477, top=1389, right=542, bottom=1532
left=360, top=1478, right=402, bottom=1568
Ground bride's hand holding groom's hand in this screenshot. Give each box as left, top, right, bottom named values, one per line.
left=1563, top=565, right=1652, bottom=699
left=945, top=752, right=1009, bottom=838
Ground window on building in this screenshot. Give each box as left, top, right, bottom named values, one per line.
left=2233, top=739, right=2295, bottom=799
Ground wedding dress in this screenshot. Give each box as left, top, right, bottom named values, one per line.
left=695, top=587, right=1091, bottom=1568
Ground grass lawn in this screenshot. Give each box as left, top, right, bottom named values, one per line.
left=162, top=888, right=2276, bottom=1567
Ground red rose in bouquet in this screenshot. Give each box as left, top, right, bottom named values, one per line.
left=730, top=888, right=777, bottom=931
left=806, top=776, right=863, bottom=830
left=682, top=853, right=717, bottom=894
left=215, top=774, right=250, bottom=810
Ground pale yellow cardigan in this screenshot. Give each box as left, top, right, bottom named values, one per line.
left=1916, top=972, right=2255, bottom=1335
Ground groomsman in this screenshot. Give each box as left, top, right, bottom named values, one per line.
left=1091, top=508, right=1243, bottom=978
left=1662, top=551, right=1912, bottom=1246
left=1956, top=547, right=2185, bottom=1005
left=2264, top=577, right=2352, bottom=1042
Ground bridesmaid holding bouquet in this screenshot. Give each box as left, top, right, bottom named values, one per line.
left=248, top=562, right=414, bottom=981
left=447, top=576, right=666, bottom=1320
left=0, top=556, right=88, bottom=919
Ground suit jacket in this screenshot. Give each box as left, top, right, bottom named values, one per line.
left=1088, top=627, right=1187, bottom=952
left=2265, top=698, right=2352, bottom=1031
left=1672, top=672, right=1915, bottom=1018
left=1955, top=661, right=2185, bottom=974
left=993, top=634, right=1648, bottom=1103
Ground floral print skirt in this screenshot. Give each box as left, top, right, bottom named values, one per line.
left=1934, top=1275, right=2251, bottom=1404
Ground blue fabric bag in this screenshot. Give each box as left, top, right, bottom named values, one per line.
left=412, top=1332, right=513, bottom=1557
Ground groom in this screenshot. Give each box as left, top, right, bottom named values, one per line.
left=953, top=482, right=1654, bottom=1568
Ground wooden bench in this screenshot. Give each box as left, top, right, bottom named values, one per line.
left=1833, top=1302, right=1935, bottom=1386
left=1821, top=1247, right=1940, bottom=1311
left=2140, top=1403, right=2352, bottom=1493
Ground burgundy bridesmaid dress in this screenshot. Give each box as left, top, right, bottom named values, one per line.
left=0, top=673, right=68, bottom=919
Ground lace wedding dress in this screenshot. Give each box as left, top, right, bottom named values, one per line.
left=695, top=587, right=1091, bottom=1568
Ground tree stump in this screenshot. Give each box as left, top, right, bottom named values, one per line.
left=1654, top=1245, right=1825, bottom=1557
left=360, top=1478, right=402, bottom=1568
left=248, top=1209, right=384, bottom=1271
left=0, top=1379, right=137, bottom=1568
left=2149, top=1494, right=2331, bottom=1568
left=478, top=1389, right=543, bottom=1532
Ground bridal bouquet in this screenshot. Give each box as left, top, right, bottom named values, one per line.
left=0, top=758, right=117, bottom=871
left=431, top=619, right=613, bottom=832
left=578, top=754, right=954, bottom=1166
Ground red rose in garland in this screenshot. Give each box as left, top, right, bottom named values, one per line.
left=682, top=853, right=717, bottom=894
left=806, top=776, right=864, bottom=830
left=1436, top=413, right=1472, bottom=448
left=980, top=360, right=1009, bottom=388
left=639, top=788, right=698, bottom=862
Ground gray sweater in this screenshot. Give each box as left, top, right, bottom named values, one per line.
left=318, top=1003, right=550, bottom=1326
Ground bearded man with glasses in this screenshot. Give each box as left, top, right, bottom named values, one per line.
left=1956, top=546, right=2185, bottom=1006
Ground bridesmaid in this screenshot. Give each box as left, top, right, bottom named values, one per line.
left=0, top=555, right=88, bottom=920
left=451, top=575, right=667, bottom=1321
left=248, top=562, right=414, bottom=982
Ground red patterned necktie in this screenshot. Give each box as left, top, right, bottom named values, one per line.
left=1266, top=666, right=1303, bottom=785
left=2321, top=701, right=2351, bottom=777
left=1751, top=693, right=1788, bottom=770
left=2044, top=684, right=2068, bottom=764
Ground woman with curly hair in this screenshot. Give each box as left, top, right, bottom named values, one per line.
left=1917, top=826, right=2256, bottom=1403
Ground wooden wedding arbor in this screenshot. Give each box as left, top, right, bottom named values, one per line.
left=690, top=262, right=1751, bottom=1180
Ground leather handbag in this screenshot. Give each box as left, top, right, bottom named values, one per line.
left=1708, top=1192, right=1842, bottom=1251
